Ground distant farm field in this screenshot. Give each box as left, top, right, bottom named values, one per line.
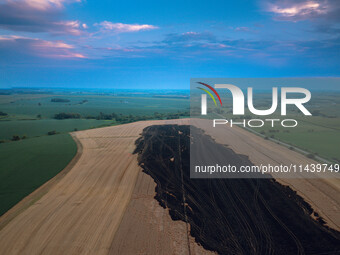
left=249, top=118, right=340, bottom=161
left=0, top=134, right=77, bottom=216
left=0, top=93, right=189, bottom=119
left=0, top=119, right=110, bottom=140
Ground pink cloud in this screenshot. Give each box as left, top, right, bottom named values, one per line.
left=0, top=35, right=86, bottom=59
left=267, top=0, right=330, bottom=21
left=31, top=39, right=86, bottom=58
left=52, top=20, right=83, bottom=35
left=0, top=1, right=86, bottom=35
left=18, top=0, right=81, bottom=11
left=32, top=40, right=74, bottom=49
left=45, top=52, right=86, bottom=58
left=0, top=35, right=23, bottom=41
left=98, top=21, right=158, bottom=33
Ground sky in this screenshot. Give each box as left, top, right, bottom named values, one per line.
left=0, top=0, right=339, bottom=89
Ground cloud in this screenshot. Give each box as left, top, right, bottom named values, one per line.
left=6, top=0, right=81, bottom=11
left=52, top=20, right=83, bottom=35
left=200, top=43, right=229, bottom=49
left=97, top=21, right=158, bottom=33
left=263, top=0, right=340, bottom=36
left=264, top=0, right=339, bottom=21
left=128, top=29, right=339, bottom=67
left=313, top=23, right=340, bottom=34
left=32, top=39, right=74, bottom=49
left=270, top=1, right=328, bottom=20
left=0, top=35, right=86, bottom=59
left=235, top=27, right=251, bottom=32
left=0, top=0, right=85, bottom=34
left=162, top=32, right=215, bottom=44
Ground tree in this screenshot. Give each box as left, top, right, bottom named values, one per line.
left=54, top=112, right=81, bottom=119
left=51, top=98, right=70, bottom=103
left=47, top=130, right=57, bottom=135
left=12, top=135, right=21, bottom=141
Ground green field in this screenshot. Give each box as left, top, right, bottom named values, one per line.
left=0, top=119, right=110, bottom=140
left=0, top=92, right=189, bottom=119
left=0, top=134, right=77, bottom=216
left=247, top=117, right=340, bottom=161
left=247, top=94, right=340, bottom=162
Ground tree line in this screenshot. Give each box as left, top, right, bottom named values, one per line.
left=54, top=111, right=190, bottom=123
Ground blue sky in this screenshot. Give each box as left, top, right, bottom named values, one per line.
left=0, top=0, right=339, bottom=89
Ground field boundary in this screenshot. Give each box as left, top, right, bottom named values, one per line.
left=0, top=133, right=82, bottom=231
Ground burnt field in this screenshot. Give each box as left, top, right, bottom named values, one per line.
left=134, top=125, right=340, bottom=255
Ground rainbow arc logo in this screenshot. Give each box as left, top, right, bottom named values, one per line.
left=196, top=82, right=222, bottom=107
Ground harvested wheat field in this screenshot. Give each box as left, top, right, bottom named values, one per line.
left=0, top=119, right=210, bottom=255
left=0, top=119, right=339, bottom=255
